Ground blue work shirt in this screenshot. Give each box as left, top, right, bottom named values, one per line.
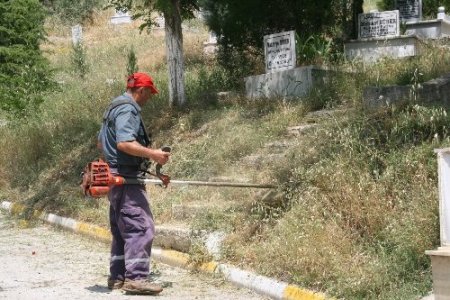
left=98, top=93, right=150, bottom=167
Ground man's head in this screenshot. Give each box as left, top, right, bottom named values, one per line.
left=126, top=72, right=158, bottom=106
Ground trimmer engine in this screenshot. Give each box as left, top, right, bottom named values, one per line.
left=80, top=159, right=125, bottom=197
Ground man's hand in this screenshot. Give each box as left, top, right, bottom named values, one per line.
left=117, top=141, right=171, bottom=165
left=151, top=148, right=170, bottom=165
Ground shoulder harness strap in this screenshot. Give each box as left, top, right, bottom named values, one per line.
left=102, top=98, right=151, bottom=147
left=102, top=98, right=136, bottom=122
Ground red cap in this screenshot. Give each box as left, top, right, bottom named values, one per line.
left=127, top=72, right=159, bottom=94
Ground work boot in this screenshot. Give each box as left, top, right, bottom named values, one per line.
left=107, top=277, right=124, bottom=290
left=122, top=278, right=163, bottom=295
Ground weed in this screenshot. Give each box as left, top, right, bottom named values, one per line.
left=126, top=45, right=139, bottom=75
left=72, top=41, right=90, bottom=78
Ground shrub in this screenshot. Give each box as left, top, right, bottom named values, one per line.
left=71, top=42, right=89, bottom=78
left=126, top=46, right=139, bottom=76
left=296, top=33, right=334, bottom=66
left=0, top=0, right=54, bottom=116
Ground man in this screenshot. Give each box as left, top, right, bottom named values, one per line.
left=97, top=72, right=170, bottom=295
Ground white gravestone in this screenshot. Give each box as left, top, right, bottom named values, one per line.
left=71, top=24, right=82, bottom=46
left=203, top=31, right=218, bottom=55
left=110, top=10, right=132, bottom=25
left=395, top=0, right=422, bottom=23
left=264, top=30, right=296, bottom=73
left=358, top=10, right=400, bottom=39
left=155, top=16, right=165, bottom=28
left=435, top=148, right=450, bottom=247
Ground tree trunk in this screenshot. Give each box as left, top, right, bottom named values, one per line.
left=351, top=0, right=363, bottom=39
left=163, top=0, right=186, bottom=107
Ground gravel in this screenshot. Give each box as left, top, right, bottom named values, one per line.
left=0, top=211, right=266, bottom=300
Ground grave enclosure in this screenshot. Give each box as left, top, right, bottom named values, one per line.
left=245, top=30, right=331, bottom=99
left=246, top=2, right=450, bottom=101
left=345, top=1, right=450, bottom=63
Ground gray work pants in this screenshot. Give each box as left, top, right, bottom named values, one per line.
left=108, top=183, right=155, bottom=280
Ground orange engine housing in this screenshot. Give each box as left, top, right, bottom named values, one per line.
left=80, top=159, right=123, bottom=198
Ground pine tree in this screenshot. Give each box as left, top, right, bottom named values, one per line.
left=0, top=0, right=54, bottom=116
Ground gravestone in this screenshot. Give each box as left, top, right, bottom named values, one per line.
left=263, top=30, right=296, bottom=73
left=110, top=10, right=131, bottom=25
left=155, top=16, right=165, bottom=28
left=425, top=148, right=450, bottom=299
left=203, top=32, right=218, bottom=55
left=71, top=24, right=82, bottom=46
left=358, top=10, right=400, bottom=39
left=208, top=31, right=217, bottom=44
left=395, top=0, right=422, bottom=23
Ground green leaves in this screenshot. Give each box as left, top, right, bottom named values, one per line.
left=0, top=0, right=53, bottom=116
left=108, top=0, right=199, bottom=31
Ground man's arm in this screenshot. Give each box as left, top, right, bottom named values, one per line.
left=117, top=141, right=170, bottom=165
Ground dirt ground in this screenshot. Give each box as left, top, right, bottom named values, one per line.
left=0, top=210, right=265, bottom=300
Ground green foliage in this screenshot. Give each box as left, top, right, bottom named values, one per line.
left=71, top=42, right=89, bottom=78
left=200, top=0, right=335, bottom=50
left=200, top=0, right=363, bottom=74
left=0, top=0, right=54, bottom=116
left=41, top=0, right=103, bottom=25
left=108, top=0, right=199, bottom=31
left=126, top=46, right=139, bottom=75
left=295, top=33, right=334, bottom=65
left=215, top=46, right=264, bottom=84
left=185, top=63, right=240, bottom=107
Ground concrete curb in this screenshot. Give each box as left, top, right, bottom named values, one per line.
left=1, top=201, right=331, bottom=300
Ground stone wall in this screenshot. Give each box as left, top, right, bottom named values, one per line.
left=363, top=73, right=450, bottom=109
left=344, top=36, right=420, bottom=63
left=244, top=65, right=332, bottom=99
left=405, top=19, right=450, bottom=39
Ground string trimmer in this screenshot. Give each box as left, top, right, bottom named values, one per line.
left=80, top=147, right=275, bottom=198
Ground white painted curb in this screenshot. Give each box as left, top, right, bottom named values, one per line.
left=0, top=201, right=331, bottom=300
left=218, top=264, right=287, bottom=299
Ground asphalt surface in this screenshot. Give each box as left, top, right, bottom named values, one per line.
left=0, top=210, right=265, bottom=300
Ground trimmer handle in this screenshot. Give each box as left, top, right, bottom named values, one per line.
left=156, top=146, right=171, bottom=171
left=156, top=146, right=171, bottom=187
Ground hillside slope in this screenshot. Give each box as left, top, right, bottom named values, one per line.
left=1, top=9, right=450, bottom=300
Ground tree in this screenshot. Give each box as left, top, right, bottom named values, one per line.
left=200, top=0, right=335, bottom=52
left=199, top=0, right=337, bottom=76
left=0, top=0, right=54, bottom=115
left=339, top=0, right=363, bottom=40
left=200, top=0, right=363, bottom=75
left=109, top=0, right=199, bottom=108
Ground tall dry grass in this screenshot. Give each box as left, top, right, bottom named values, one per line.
left=2, top=7, right=450, bottom=300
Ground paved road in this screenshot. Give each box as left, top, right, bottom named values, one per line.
left=0, top=211, right=265, bottom=300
